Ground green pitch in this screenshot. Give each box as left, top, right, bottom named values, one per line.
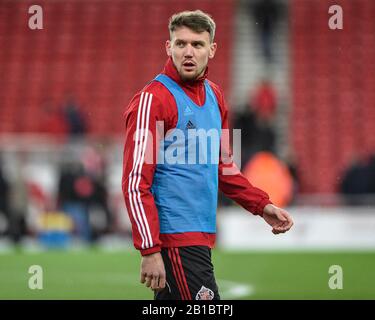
left=0, top=249, right=374, bottom=299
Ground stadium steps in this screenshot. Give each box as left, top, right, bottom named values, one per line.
left=231, top=0, right=291, bottom=159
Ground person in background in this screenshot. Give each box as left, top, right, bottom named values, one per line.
left=0, top=156, right=10, bottom=237
left=63, top=95, right=88, bottom=137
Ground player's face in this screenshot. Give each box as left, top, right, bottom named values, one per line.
left=166, top=26, right=217, bottom=81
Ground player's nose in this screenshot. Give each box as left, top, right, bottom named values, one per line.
left=184, top=44, right=194, bottom=57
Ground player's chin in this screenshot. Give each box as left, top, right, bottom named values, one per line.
left=182, top=75, right=197, bottom=81
left=180, top=70, right=198, bottom=80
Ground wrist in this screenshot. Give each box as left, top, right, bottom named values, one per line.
left=140, top=246, right=161, bottom=256
left=258, top=199, right=273, bottom=216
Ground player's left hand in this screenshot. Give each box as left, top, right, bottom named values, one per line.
left=262, top=204, right=294, bottom=235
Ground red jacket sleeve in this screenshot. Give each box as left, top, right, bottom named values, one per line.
left=215, top=87, right=272, bottom=216
left=122, top=91, right=165, bottom=256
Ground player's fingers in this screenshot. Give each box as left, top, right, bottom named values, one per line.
left=277, top=214, right=292, bottom=230
left=280, top=221, right=288, bottom=228
left=273, top=225, right=288, bottom=234
left=152, top=279, right=165, bottom=292
left=140, top=272, right=146, bottom=284
left=276, top=210, right=288, bottom=222
left=145, top=275, right=152, bottom=287
left=159, top=274, right=166, bottom=290
left=151, top=276, right=159, bottom=290
left=274, top=222, right=285, bottom=230
left=273, top=216, right=294, bottom=233
left=272, top=221, right=283, bottom=229
left=284, top=218, right=294, bottom=230
left=279, top=221, right=289, bottom=230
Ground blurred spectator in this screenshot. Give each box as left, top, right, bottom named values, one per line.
left=249, top=0, right=284, bottom=63
left=222, top=94, right=277, bottom=207
left=8, top=155, right=29, bottom=242
left=39, top=102, right=69, bottom=138
left=251, top=79, right=277, bottom=122
left=370, top=155, right=375, bottom=194
left=254, top=116, right=276, bottom=153
left=63, top=96, right=88, bottom=137
left=232, top=107, right=259, bottom=165
left=57, top=161, right=93, bottom=242
left=80, top=146, right=113, bottom=239
left=233, top=81, right=277, bottom=165
left=89, top=178, right=114, bottom=240
left=340, top=154, right=375, bottom=205
left=0, top=157, right=10, bottom=236
left=57, top=149, right=113, bottom=243
left=243, top=151, right=294, bottom=207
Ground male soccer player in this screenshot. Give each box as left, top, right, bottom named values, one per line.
left=122, top=10, right=294, bottom=300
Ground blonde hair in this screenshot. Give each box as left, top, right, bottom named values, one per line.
left=168, top=10, right=216, bottom=43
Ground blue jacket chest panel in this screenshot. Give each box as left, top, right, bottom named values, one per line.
left=151, top=74, right=222, bottom=233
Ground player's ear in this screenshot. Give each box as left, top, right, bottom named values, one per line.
left=209, top=42, right=217, bottom=59
left=166, top=40, right=172, bottom=57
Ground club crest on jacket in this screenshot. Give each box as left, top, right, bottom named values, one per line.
left=195, top=286, right=214, bottom=300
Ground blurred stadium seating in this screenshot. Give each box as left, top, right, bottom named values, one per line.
left=291, top=0, right=375, bottom=194
left=0, top=0, right=234, bottom=134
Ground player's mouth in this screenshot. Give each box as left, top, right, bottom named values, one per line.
left=182, top=61, right=196, bottom=71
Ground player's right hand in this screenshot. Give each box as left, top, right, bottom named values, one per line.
left=140, top=252, right=166, bottom=292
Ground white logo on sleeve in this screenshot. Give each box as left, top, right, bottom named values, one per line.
left=195, top=285, right=214, bottom=300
